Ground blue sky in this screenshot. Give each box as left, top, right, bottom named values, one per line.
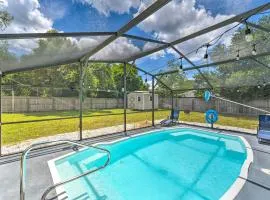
left=38, top=0, right=269, bottom=33
left=40, top=0, right=134, bottom=32
left=2, top=0, right=270, bottom=74
left=39, top=0, right=154, bottom=39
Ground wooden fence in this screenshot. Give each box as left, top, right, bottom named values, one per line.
left=2, top=96, right=270, bottom=116
left=159, top=97, right=270, bottom=116
left=1, top=96, right=124, bottom=113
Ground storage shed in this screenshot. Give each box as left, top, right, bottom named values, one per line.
left=127, top=91, right=158, bottom=110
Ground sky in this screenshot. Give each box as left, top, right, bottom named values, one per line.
left=1, top=0, right=269, bottom=74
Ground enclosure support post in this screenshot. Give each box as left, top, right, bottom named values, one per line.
left=210, top=115, right=214, bottom=129
left=0, top=72, right=2, bottom=156
left=152, top=76, right=155, bottom=127
left=171, top=91, right=174, bottom=111
left=123, top=63, right=127, bottom=134
left=79, top=62, right=84, bottom=141
left=129, top=62, right=171, bottom=91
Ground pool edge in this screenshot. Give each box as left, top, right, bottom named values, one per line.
left=47, top=126, right=253, bottom=200
left=181, top=126, right=254, bottom=200
left=47, top=147, right=89, bottom=199
left=48, top=156, right=66, bottom=199
left=220, top=135, right=254, bottom=200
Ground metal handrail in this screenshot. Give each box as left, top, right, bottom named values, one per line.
left=19, top=140, right=111, bottom=200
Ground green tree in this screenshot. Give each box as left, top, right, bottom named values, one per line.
left=110, top=63, right=148, bottom=97
left=155, top=62, right=193, bottom=96
left=0, top=27, right=148, bottom=97
left=200, top=15, right=270, bottom=101
left=0, top=0, right=13, bottom=30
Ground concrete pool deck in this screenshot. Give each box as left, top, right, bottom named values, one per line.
left=0, top=125, right=269, bottom=200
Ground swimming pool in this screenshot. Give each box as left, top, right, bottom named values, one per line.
left=48, top=127, right=253, bottom=200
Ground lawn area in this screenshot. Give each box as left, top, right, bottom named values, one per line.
left=2, top=109, right=168, bottom=145
left=2, top=109, right=258, bottom=145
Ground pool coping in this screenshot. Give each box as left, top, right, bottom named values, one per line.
left=47, top=126, right=253, bottom=200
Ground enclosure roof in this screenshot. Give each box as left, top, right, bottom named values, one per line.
left=0, top=1, right=269, bottom=77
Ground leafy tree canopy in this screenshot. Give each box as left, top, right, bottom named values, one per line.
left=0, top=30, right=147, bottom=97
left=0, top=0, right=13, bottom=30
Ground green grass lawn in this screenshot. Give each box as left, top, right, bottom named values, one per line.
left=2, top=109, right=258, bottom=145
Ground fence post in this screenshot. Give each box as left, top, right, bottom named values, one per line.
left=90, top=97, right=93, bottom=109
left=79, top=62, right=85, bottom=141
left=11, top=85, right=14, bottom=113
left=0, top=72, right=2, bottom=156
left=123, top=62, right=127, bottom=134
left=52, top=97, right=56, bottom=111
left=171, top=91, right=174, bottom=110
left=26, top=97, right=30, bottom=112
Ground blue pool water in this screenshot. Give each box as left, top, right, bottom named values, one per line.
left=53, top=128, right=247, bottom=200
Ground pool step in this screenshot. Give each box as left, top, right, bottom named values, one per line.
left=53, top=191, right=68, bottom=200
left=19, top=140, right=111, bottom=200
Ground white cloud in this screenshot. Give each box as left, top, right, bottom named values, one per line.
left=3, top=0, right=52, bottom=33
left=1, top=0, right=53, bottom=54
left=1, top=0, right=242, bottom=64
left=143, top=42, right=160, bottom=51
left=73, top=35, right=167, bottom=62
left=92, top=37, right=141, bottom=60
left=71, top=35, right=109, bottom=53
left=77, top=37, right=101, bottom=50
left=145, top=49, right=166, bottom=60
left=134, top=0, right=155, bottom=16
left=8, top=38, right=39, bottom=55
left=137, top=0, right=236, bottom=61
left=1, top=0, right=146, bottom=63
left=75, top=0, right=141, bottom=16
left=78, top=37, right=164, bottom=61
left=41, top=0, right=67, bottom=20
left=0, top=0, right=8, bottom=8
left=143, top=42, right=166, bottom=59
left=196, top=0, right=253, bottom=16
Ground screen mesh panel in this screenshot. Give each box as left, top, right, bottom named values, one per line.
left=131, top=0, right=270, bottom=45
left=81, top=63, right=124, bottom=139
left=153, top=53, right=270, bottom=91
left=126, top=70, right=153, bottom=130
left=176, top=23, right=270, bottom=67
left=90, top=36, right=163, bottom=62
left=1, top=1, right=270, bottom=153
left=0, top=35, right=110, bottom=73
left=1, top=65, right=81, bottom=154
left=149, top=11, right=270, bottom=92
